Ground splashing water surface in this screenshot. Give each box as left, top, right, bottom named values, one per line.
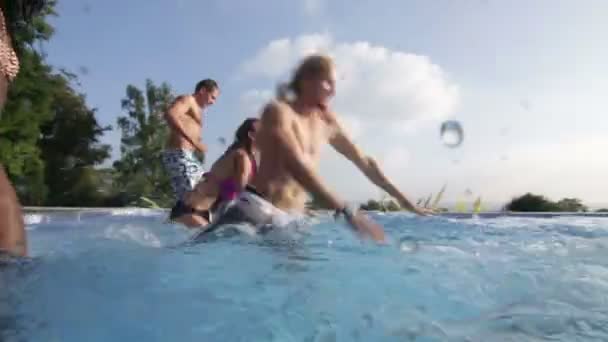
left=3, top=210, right=608, bottom=341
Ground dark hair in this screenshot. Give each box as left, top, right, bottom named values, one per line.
left=225, top=118, right=259, bottom=155
left=194, top=79, right=219, bottom=93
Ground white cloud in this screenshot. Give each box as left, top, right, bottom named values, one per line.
left=239, top=32, right=460, bottom=131
left=336, top=115, right=364, bottom=139
left=382, top=147, right=411, bottom=171
left=239, top=89, right=273, bottom=116
left=237, top=32, right=461, bottom=202
left=240, top=34, right=332, bottom=79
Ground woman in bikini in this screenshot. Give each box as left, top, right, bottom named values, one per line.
left=169, top=118, right=260, bottom=227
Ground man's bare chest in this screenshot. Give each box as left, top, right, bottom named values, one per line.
left=291, top=116, right=329, bottom=159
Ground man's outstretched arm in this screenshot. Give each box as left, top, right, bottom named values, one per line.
left=327, top=113, right=431, bottom=215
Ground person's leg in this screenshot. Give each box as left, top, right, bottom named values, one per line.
left=161, top=149, right=190, bottom=201
left=162, top=149, right=212, bottom=227
left=0, top=37, right=27, bottom=257
left=184, top=177, right=219, bottom=212
left=168, top=199, right=210, bottom=228
left=0, top=166, right=27, bottom=257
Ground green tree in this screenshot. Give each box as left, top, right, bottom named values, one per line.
left=113, top=80, right=175, bottom=207
left=0, top=0, right=57, bottom=204
left=38, top=72, right=111, bottom=206
left=1, top=0, right=112, bottom=206
left=305, top=193, right=333, bottom=210
left=505, top=193, right=559, bottom=212
left=360, top=198, right=401, bottom=212
left=2, top=0, right=56, bottom=54
left=506, top=193, right=591, bottom=212
left=360, top=199, right=382, bottom=211
left=555, top=198, right=587, bottom=212
left=384, top=200, right=400, bottom=211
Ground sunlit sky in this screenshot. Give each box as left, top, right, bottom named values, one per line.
left=43, top=0, right=608, bottom=208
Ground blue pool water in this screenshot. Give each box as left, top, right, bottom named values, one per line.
left=2, top=209, right=608, bottom=341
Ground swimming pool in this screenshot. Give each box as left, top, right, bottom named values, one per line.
left=2, top=209, right=608, bottom=341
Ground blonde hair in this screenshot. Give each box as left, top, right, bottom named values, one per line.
left=277, top=54, right=334, bottom=102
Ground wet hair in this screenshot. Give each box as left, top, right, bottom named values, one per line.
left=225, top=118, right=259, bottom=155
left=277, top=54, right=334, bottom=101
left=194, top=79, right=219, bottom=93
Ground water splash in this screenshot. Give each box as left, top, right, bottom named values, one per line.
left=440, top=120, right=464, bottom=148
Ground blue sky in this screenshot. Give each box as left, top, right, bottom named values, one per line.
left=43, top=0, right=608, bottom=208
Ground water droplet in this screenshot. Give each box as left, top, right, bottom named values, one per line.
left=217, top=137, right=226, bottom=146
left=78, top=66, right=89, bottom=75
left=440, top=120, right=464, bottom=148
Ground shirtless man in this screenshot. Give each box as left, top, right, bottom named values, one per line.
left=162, top=79, right=219, bottom=225
left=0, top=3, right=27, bottom=258
left=206, top=54, right=432, bottom=243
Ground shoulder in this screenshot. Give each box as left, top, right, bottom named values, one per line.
left=261, top=99, right=291, bottom=126
left=169, top=94, right=192, bottom=108
left=316, top=107, right=341, bottom=138
left=185, top=95, right=198, bottom=109
left=231, top=148, right=251, bottom=168
left=232, top=148, right=248, bottom=160
left=317, top=107, right=338, bottom=126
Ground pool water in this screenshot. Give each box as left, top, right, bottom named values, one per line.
left=2, top=209, right=608, bottom=341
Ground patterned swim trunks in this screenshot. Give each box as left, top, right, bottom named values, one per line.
left=161, top=149, right=205, bottom=201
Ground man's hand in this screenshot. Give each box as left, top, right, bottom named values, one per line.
left=400, top=201, right=435, bottom=216
left=341, top=209, right=386, bottom=243
left=327, top=113, right=430, bottom=219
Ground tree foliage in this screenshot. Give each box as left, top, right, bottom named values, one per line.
left=555, top=198, right=587, bottom=212
left=505, top=193, right=588, bottom=212
left=39, top=73, right=111, bottom=206
left=112, top=80, right=175, bottom=207
left=360, top=199, right=400, bottom=212
left=1, top=0, right=111, bottom=206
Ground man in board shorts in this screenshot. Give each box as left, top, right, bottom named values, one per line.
left=162, top=79, right=219, bottom=226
